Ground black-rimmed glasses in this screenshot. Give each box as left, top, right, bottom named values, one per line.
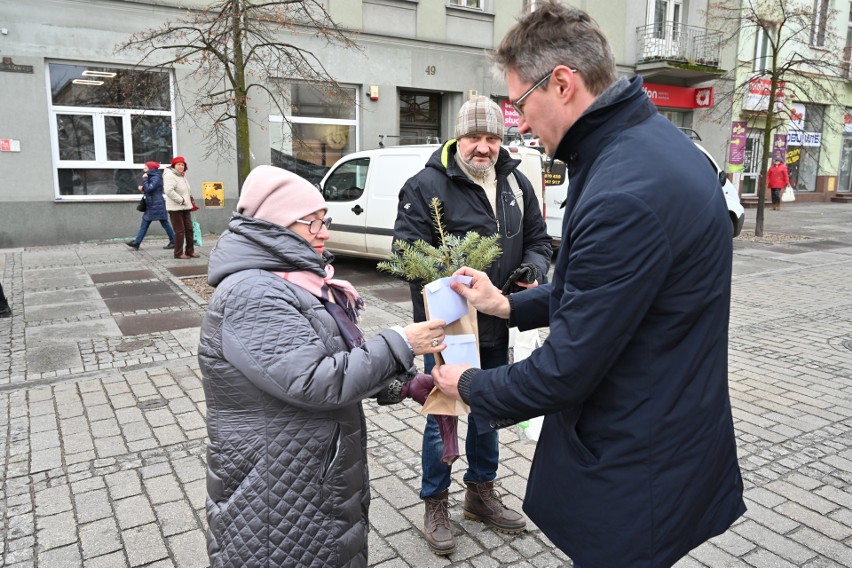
left=510, top=69, right=555, bottom=117
left=510, top=67, right=577, bottom=117
left=294, top=217, right=332, bottom=234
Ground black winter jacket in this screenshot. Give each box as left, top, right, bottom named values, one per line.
left=393, top=142, right=552, bottom=347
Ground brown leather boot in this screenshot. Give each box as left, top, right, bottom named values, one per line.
left=423, top=490, right=455, bottom=555
left=463, top=481, right=526, bottom=534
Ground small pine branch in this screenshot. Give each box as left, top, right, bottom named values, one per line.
left=377, top=198, right=501, bottom=283
left=430, top=198, right=447, bottom=248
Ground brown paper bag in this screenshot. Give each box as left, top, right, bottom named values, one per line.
left=420, top=292, right=477, bottom=416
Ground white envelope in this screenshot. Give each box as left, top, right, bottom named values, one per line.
left=423, top=275, right=473, bottom=325
left=441, top=334, right=480, bottom=368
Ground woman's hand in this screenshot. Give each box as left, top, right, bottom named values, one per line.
left=404, top=319, right=446, bottom=355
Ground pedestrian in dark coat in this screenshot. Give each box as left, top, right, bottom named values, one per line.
left=199, top=165, right=447, bottom=567
left=126, top=161, right=175, bottom=250
left=392, top=96, right=551, bottom=555
left=432, top=3, right=746, bottom=567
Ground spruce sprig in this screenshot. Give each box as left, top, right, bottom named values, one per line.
left=377, top=197, right=501, bottom=283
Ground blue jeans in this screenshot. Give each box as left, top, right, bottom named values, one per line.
left=420, top=344, right=508, bottom=499
left=133, top=218, right=175, bottom=246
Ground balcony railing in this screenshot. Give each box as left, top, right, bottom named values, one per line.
left=636, top=22, right=722, bottom=68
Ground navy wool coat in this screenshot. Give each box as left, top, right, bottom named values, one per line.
left=465, top=76, right=746, bottom=567
left=141, top=169, right=169, bottom=222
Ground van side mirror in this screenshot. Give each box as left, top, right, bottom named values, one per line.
left=718, top=172, right=726, bottom=186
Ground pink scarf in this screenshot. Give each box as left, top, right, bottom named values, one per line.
left=274, top=263, right=364, bottom=323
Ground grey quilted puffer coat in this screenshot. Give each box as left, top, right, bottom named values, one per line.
left=200, top=214, right=417, bottom=567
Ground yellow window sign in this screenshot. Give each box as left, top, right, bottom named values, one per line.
left=203, top=182, right=224, bottom=208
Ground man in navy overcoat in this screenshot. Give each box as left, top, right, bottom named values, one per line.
left=433, top=3, right=746, bottom=567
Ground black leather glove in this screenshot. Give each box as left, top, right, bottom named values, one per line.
left=501, top=263, right=539, bottom=295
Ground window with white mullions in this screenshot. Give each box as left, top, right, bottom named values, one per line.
left=449, top=0, right=482, bottom=9
left=269, top=81, right=358, bottom=185
left=649, top=0, right=682, bottom=40
left=754, top=26, right=773, bottom=72
left=48, top=62, right=175, bottom=198
left=522, top=0, right=541, bottom=13
left=812, top=0, right=830, bottom=47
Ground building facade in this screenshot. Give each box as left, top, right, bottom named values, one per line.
left=0, top=0, right=758, bottom=247
left=709, top=0, right=852, bottom=204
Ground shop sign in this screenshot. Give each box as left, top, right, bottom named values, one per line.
left=743, top=78, right=785, bottom=112
left=0, top=138, right=21, bottom=152
left=500, top=99, right=520, bottom=129
left=643, top=83, right=714, bottom=109
left=788, top=103, right=806, bottom=130
left=727, top=121, right=747, bottom=172
left=787, top=131, right=821, bottom=147
left=772, top=133, right=787, bottom=162
left=544, top=160, right=566, bottom=186
left=0, top=57, right=33, bottom=74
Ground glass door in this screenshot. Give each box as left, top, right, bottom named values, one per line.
left=741, top=131, right=763, bottom=195
left=838, top=136, right=852, bottom=193
left=399, top=91, right=442, bottom=145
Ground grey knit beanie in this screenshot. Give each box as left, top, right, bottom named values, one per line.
left=454, top=96, right=504, bottom=140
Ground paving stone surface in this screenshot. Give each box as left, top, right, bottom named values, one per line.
left=1, top=203, right=852, bottom=567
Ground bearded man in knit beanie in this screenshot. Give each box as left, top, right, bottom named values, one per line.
left=391, top=96, right=552, bottom=556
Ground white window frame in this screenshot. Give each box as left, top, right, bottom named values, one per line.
left=269, top=84, right=360, bottom=179
left=46, top=62, right=176, bottom=201
left=523, top=0, right=541, bottom=13
left=754, top=26, right=772, bottom=72
left=647, top=0, right=683, bottom=39
left=812, top=0, right=830, bottom=47
left=449, top=0, right=483, bottom=9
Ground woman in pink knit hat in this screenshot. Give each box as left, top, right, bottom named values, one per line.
left=199, top=165, right=447, bottom=567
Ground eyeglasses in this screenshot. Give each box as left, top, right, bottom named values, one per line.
left=293, top=217, right=332, bottom=234
left=510, top=69, right=554, bottom=117
left=509, top=67, right=577, bottom=117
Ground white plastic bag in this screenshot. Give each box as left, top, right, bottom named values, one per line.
left=510, top=327, right=541, bottom=361
left=510, top=327, right=544, bottom=443
left=516, top=415, right=544, bottom=444
left=781, top=185, right=795, bottom=202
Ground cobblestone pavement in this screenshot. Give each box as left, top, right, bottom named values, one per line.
left=1, top=203, right=852, bottom=567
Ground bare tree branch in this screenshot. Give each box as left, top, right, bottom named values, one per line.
left=116, top=0, right=361, bottom=191
left=707, top=0, right=845, bottom=235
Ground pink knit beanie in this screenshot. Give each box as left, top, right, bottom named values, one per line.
left=237, top=165, right=327, bottom=229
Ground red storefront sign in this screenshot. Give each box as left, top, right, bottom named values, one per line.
left=643, top=83, right=714, bottom=109
left=501, top=99, right=520, bottom=128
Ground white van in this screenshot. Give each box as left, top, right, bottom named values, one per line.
left=541, top=141, right=745, bottom=244
left=542, top=156, right=569, bottom=248
left=317, top=144, right=546, bottom=260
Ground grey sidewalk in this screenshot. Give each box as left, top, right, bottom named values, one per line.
left=2, top=203, right=852, bottom=567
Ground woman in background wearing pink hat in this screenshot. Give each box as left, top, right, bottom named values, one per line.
left=199, top=165, right=447, bottom=567
left=163, top=156, right=198, bottom=259
left=126, top=161, right=175, bottom=250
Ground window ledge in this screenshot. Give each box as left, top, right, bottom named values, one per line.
left=446, top=5, right=494, bottom=19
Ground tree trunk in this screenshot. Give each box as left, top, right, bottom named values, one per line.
left=232, top=1, right=251, bottom=194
